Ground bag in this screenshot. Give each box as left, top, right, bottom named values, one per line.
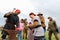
left=15, top=22, right=24, bottom=31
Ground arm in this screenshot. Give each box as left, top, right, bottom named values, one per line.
left=4, top=12, right=11, bottom=18
left=53, top=20, right=57, bottom=29
left=15, top=19, right=19, bottom=27
left=14, top=16, right=19, bottom=27
left=47, top=23, right=50, bottom=31
left=41, top=17, right=45, bottom=24
left=26, top=24, right=38, bottom=28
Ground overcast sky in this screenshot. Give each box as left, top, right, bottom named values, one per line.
left=0, top=0, right=60, bottom=27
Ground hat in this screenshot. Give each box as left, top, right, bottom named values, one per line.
left=37, top=13, right=43, bottom=16
left=29, top=12, right=36, bottom=16
left=15, top=9, right=21, bottom=13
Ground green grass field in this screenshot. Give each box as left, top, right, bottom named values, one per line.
left=0, top=30, right=60, bottom=40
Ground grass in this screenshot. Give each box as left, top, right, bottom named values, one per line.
left=45, top=31, right=60, bottom=40
left=0, top=30, right=60, bottom=40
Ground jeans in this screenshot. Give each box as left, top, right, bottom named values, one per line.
left=44, top=28, right=46, bottom=40
left=18, top=31, right=22, bottom=40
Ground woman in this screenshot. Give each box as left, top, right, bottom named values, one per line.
left=16, top=19, right=24, bottom=40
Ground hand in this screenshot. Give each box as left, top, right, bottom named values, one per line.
left=26, top=24, right=29, bottom=27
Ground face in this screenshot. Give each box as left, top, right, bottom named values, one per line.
left=29, top=15, right=34, bottom=19
left=15, top=11, right=20, bottom=15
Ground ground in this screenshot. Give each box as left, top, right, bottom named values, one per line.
left=0, top=29, right=60, bottom=40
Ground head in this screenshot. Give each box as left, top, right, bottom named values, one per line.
left=48, top=17, right=53, bottom=21
left=33, top=19, right=39, bottom=26
left=29, top=12, right=36, bottom=19
left=15, top=9, right=21, bottom=15
left=24, top=18, right=27, bottom=22
left=21, top=19, right=24, bottom=23
left=37, top=13, right=43, bottom=17
left=24, top=18, right=28, bottom=25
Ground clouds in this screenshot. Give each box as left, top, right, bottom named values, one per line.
left=0, top=0, right=35, bottom=26
left=0, top=0, right=60, bottom=27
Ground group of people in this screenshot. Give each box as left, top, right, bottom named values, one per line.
left=1, top=9, right=59, bottom=40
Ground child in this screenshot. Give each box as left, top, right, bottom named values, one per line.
left=16, top=19, right=24, bottom=40
left=33, top=19, right=44, bottom=40
left=27, top=22, right=34, bottom=40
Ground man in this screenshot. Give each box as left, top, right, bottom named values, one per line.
left=1, top=9, right=21, bottom=40
left=23, top=18, right=28, bottom=39
left=37, top=13, right=46, bottom=31
left=33, top=19, right=44, bottom=40
left=47, top=17, right=59, bottom=40
left=27, top=12, right=41, bottom=40
left=37, top=13, right=46, bottom=40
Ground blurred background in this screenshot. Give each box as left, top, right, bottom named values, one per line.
left=0, top=0, right=60, bottom=32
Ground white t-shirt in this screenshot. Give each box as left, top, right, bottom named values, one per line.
left=31, top=16, right=44, bottom=36
left=33, top=27, right=44, bottom=36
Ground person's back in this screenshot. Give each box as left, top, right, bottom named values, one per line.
left=33, top=19, right=44, bottom=40
left=33, top=25, right=44, bottom=37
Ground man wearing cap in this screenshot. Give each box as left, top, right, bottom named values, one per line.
left=1, top=9, right=21, bottom=40
left=37, top=13, right=46, bottom=40
left=27, top=12, right=42, bottom=40
left=47, top=17, right=59, bottom=40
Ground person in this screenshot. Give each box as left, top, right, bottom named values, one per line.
left=16, top=19, right=24, bottom=40
left=27, top=19, right=44, bottom=40
left=28, top=12, right=41, bottom=40
left=33, top=19, right=44, bottom=40
left=47, top=17, right=59, bottom=40
left=27, top=22, right=34, bottom=40
left=23, top=18, right=28, bottom=39
left=1, top=9, right=21, bottom=40
left=37, top=13, right=46, bottom=40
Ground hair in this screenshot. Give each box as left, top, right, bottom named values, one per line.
left=48, top=17, right=52, bottom=19
left=37, top=13, right=43, bottom=16
left=29, top=12, right=36, bottom=16
left=21, top=19, right=24, bottom=23
left=34, top=19, right=38, bottom=22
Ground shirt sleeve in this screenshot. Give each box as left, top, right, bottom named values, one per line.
left=15, top=16, right=19, bottom=27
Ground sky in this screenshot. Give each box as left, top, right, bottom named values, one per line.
left=0, top=0, right=60, bottom=27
